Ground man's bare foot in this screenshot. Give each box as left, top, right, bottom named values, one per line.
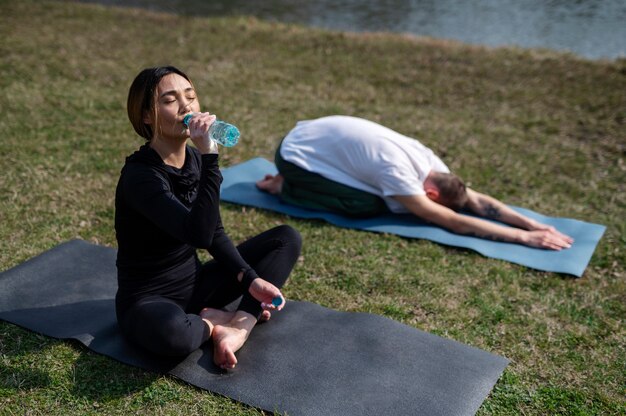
left=256, top=174, right=284, bottom=195
left=212, top=311, right=257, bottom=369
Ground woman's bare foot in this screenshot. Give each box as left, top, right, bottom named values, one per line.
left=255, top=174, right=284, bottom=195
left=200, top=308, right=235, bottom=326
left=212, top=311, right=257, bottom=369
left=259, top=310, right=271, bottom=322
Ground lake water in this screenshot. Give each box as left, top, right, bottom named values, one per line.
left=77, top=0, right=625, bottom=60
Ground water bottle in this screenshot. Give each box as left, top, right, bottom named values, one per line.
left=182, top=113, right=239, bottom=147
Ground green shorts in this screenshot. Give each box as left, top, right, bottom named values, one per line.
left=275, top=143, right=389, bottom=217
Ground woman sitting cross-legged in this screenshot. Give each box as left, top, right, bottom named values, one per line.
left=115, top=66, right=301, bottom=369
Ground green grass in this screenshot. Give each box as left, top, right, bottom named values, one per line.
left=1, top=0, right=625, bottom=414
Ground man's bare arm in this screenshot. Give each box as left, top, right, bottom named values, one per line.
left=464, top=189, right=573, bottom=241
left=465, top=189, right=537, bottom=229
left=393, top=194, right=573, bottom=250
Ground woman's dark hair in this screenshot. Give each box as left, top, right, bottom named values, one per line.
left=127, top=66, right=192, bottom=141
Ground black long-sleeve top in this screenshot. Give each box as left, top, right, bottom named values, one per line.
left=114, top=144, right=251, bottom=314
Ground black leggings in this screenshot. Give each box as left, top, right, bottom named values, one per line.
left=118, top=225, right=302, bottom=357
left=275, top=142, right=389, bottom=217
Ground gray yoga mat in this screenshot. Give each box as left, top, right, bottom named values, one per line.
left=0, top=240, right=509, bottom=415
left=220, top=158, right=606, bottom=277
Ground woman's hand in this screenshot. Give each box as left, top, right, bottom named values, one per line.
left=249, top=278, right=285, bottom=311
left=186, top=112, right=218, bottom=154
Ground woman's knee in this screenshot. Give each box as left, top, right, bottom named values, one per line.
left=273, top=224, right=302, bottom=253
left=121, top=302, right=207, bottom=357
left=151, top=314, right=207, bottom=356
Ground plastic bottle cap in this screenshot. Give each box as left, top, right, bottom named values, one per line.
left=182, top=114, right=194, bottom=126
left=271, top=297, right=283, bottom=307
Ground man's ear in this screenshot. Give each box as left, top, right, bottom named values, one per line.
left=425, top=187, right=440, bottom=202
left=424, top=174, right=440, bottom=202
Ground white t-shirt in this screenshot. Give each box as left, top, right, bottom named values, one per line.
left=280, top=115, right=449, bottom=213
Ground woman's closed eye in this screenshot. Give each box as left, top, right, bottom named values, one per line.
left=162, top=95, right=195, bottom=104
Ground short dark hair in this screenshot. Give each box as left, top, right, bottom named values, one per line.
left=429, top=172, right=468, bottom=211
left=127, top=66, right=192, bottom=140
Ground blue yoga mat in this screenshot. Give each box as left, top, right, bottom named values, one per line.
left=220, top=158, right=606, bottom=277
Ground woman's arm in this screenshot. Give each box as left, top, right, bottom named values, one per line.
left=208, top=217, right=285, bottom=306
left=205, top=213, right=252, bottom=272
left=393, top=194, right=573, bottom=250
left=125, top=154, right=270, bottom=290
left=122, top=154, right=223, bottom=248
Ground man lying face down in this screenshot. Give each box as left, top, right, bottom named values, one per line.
left=257, top=115, right=572, bottom=250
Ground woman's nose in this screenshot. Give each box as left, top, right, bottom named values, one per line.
left=181, top=99, right=192, bottom=113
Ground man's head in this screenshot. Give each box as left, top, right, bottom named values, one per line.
left=423, top=171, right=468, bottom=211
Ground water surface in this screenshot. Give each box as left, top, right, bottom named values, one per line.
left=77, top=0, right=625, bottom=60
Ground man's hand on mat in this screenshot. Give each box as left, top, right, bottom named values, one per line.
left=249, top=278, right=285, bottom=311
left=522, top=228, right=574, bottom=250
